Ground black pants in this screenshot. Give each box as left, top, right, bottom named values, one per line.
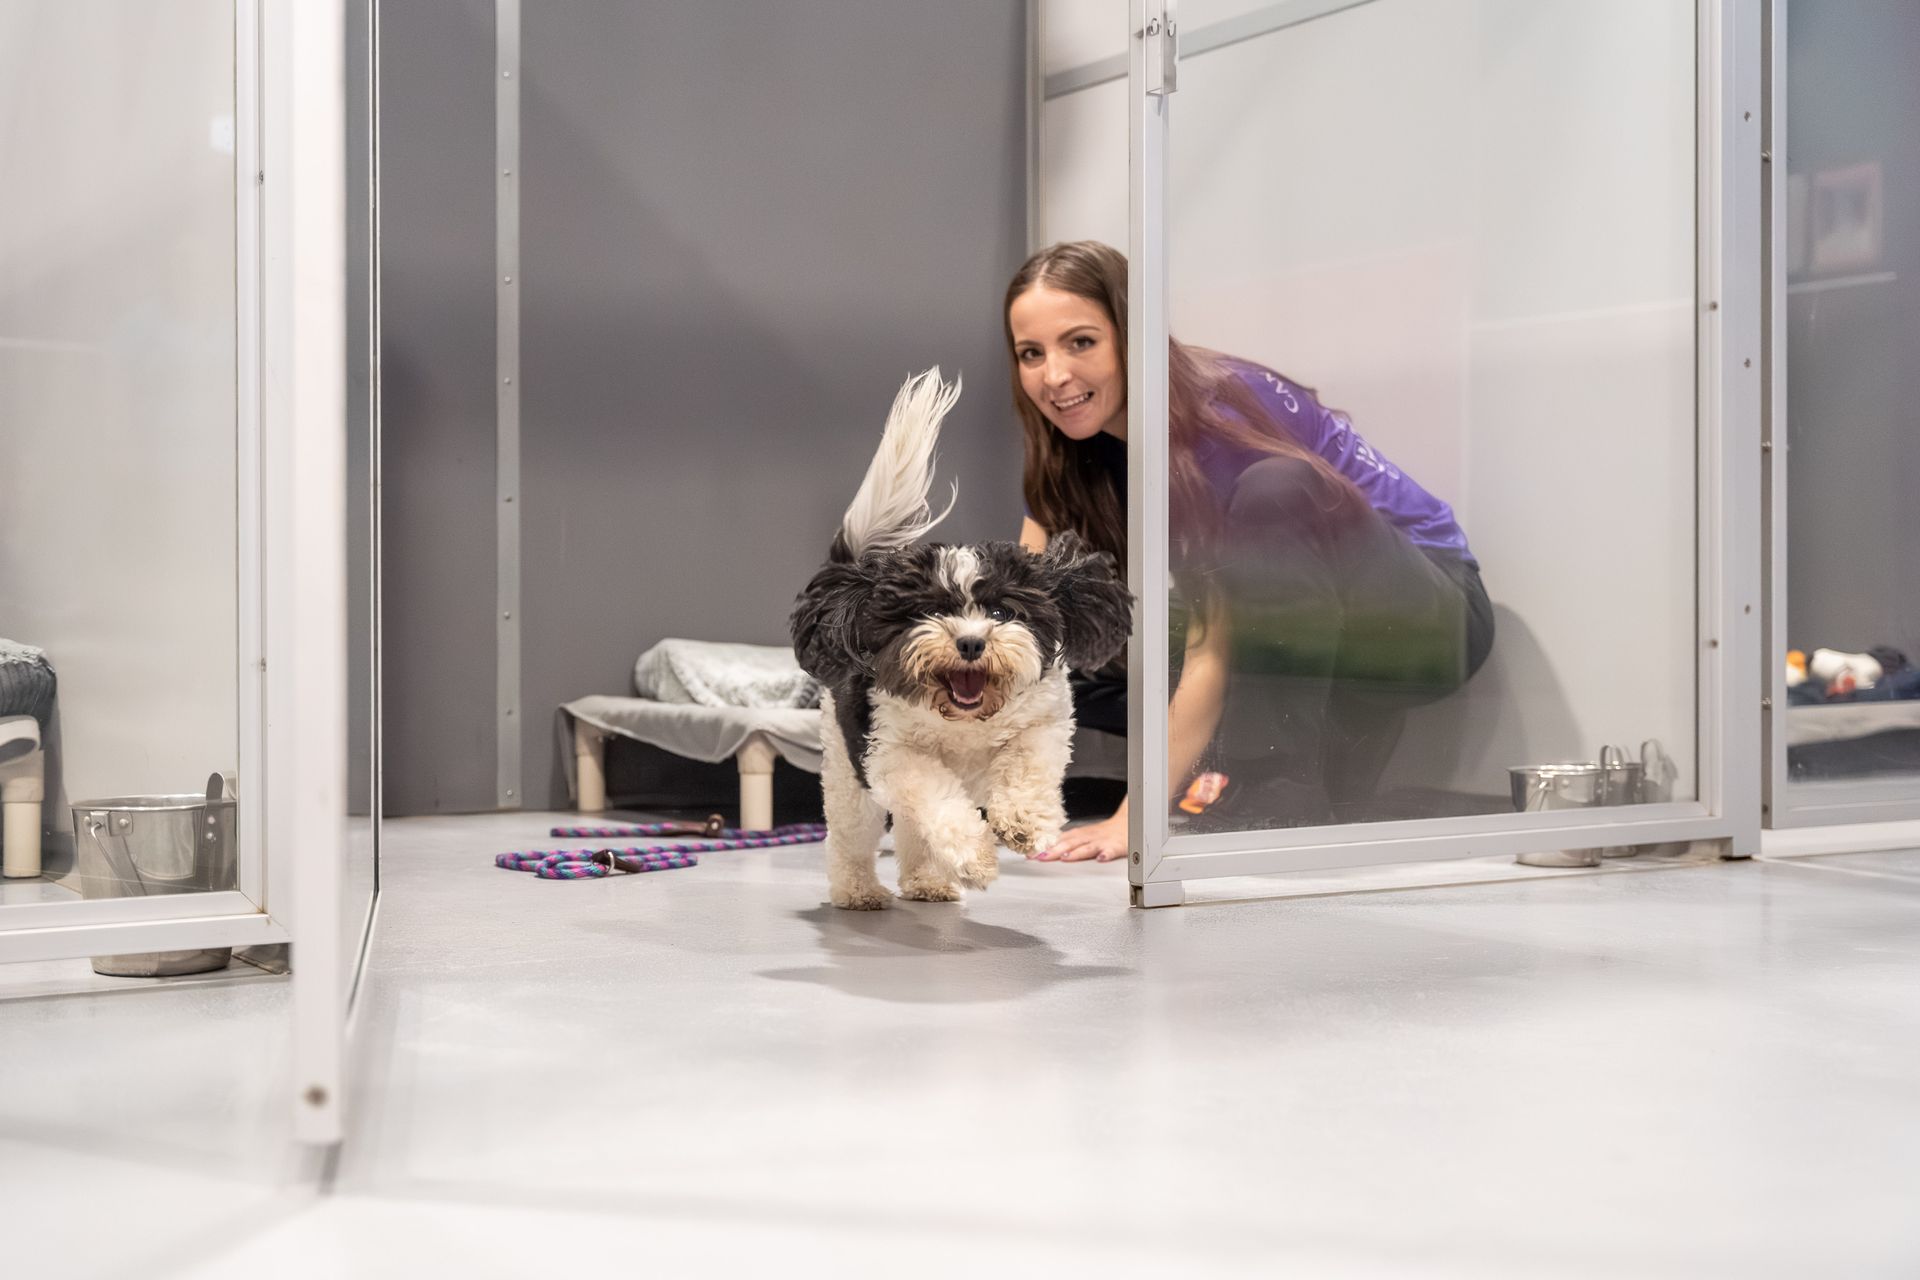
left=1070, top=456, right=1494, bottom=826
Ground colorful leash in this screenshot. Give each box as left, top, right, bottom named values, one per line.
left=496, top=849, right=699, bottom=880
left=497, top=821, right=829, bottom=881
left=548, top=821, right=828, bottom=840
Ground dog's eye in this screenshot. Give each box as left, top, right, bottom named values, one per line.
left=987, top=606, right=1011, bottom=623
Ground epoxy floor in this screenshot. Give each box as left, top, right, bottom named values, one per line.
left=4, top=813, right=1919, bottom=1278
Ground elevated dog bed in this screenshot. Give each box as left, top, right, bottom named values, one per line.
left=561, top=639, right=825, bottom=831
left=559, top=639, right=1125, bottom=829
left=560, top=694, right=822, bottom=831
left=1785, top=657, right=1920, bottom=780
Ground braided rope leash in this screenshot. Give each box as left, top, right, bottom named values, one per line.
left=548, top=821, right=828, bottom=841
left=496, top=850, right=699, bottom=880
left=497, top=823, right=829, bottom=881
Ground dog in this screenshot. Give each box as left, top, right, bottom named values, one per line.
left=790, top=369, right=1133, bottom=909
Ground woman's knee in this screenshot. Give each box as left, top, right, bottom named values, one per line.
left=1456, top=562, right=1496, bottom=682
left=1226, top=457, right=1336, bottom=529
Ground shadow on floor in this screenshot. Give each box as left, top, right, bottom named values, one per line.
left=757, top=903, right=1132, bottom=1004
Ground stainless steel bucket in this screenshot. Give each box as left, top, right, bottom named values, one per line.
left=72, top=776, right=237, bottom=977
left=1508, top=762, right=1605, bottom=812
left=1508, top=763, right=1605, bottom=867
left=1595, top=745, right=1647, bottom=858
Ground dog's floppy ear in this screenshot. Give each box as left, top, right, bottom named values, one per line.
left=790, top=562, right=873, bottom=684
left=1036, top=530, right=1134, bottom=671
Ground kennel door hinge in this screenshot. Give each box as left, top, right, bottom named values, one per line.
left=1145, top=0, right=1178, bottom=97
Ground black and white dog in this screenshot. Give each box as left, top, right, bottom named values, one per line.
left=790, top=370, right=1133, bottom=909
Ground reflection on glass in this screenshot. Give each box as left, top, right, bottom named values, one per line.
left=1160, top=352, right=1495, bottom=831
left=0, top=3, right=240, bottom=918
left=1036, top=0, right=1700, bottom=840
left=1781, top=1, right=1920, bottom=786
left=1164, top=0, right=1699, bottom=833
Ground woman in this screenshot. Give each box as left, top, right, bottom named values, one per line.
left=1008, top=241, right=1494, bottom=862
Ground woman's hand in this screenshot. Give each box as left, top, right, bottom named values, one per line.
left=1035, top=808, right=1129, bottom=862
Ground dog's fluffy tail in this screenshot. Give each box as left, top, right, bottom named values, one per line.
left=831, top=368, right=961, bottom=563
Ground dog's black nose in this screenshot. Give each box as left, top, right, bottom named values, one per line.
left=954, top=635, right=986, bottom=663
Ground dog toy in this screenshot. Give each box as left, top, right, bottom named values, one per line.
left=1810, top=647, right=1882, bottom=693
left=1785, top=650, right=1807, bottom=688
left=1178, top=771, right=1229, bottom=815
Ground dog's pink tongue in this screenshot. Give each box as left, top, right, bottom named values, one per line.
left=950, top=668, right=986, bottom=700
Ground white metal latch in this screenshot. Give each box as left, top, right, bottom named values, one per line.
left=1145, top=0, right=1178, bottom=96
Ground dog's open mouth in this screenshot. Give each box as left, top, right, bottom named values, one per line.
left=943, top=666, right=988, bottom=711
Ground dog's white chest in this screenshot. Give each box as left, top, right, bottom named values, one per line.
left=861, top=668, right=1072, bottom=806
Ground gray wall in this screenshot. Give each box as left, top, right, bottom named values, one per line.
left=380, top=1, right=499, bottom=813
left=1785, top=0, right=1920, bottom=658
left=519, top=1, right=1029, bottom=808
left=379, top=2, right=1030, bottom=813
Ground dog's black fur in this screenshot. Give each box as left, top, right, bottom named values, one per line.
left=790, top=530, right=1132, bottom=785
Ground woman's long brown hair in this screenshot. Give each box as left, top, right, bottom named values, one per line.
left=1004, top=240, right=1364, bottom=621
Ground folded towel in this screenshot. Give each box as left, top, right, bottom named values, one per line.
left=632, top=639, right=819, bottom=709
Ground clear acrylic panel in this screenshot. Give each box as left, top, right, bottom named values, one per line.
left=0, top=3, right=242, bottom=917
left=1154, top=0, right=1701, bottom=834
left=1780, top=0, right=1920, bottom=788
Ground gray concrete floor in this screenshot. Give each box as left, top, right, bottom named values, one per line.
left=3, top=812, right=1918, bottom=1278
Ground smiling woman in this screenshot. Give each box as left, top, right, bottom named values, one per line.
left=1003, top=240, right=1496, bottom=862
left=1009, top=289, right=1127, bottom=441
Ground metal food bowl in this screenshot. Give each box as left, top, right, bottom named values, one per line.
left=1508, top=763, right=1605, bottom=813
left=1508, top=763, right=1604, bottom=867
left=72, top=782, right=236, bottom=977
left=1594, top=747, right=1647, bottom=858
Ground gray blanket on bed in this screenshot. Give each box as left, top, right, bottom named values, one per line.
left=632, top=639, right=819, bottom=710
left=0, top=639, right=56, bottom=724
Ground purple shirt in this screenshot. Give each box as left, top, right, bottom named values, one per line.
left=1216, top=359, right=1476, bottom=566
left=1029, top=359, right=1477, bottom=567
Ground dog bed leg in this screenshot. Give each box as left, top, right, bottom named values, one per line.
left=737, top=734, right=775, bottom=831
left=0, top=717, right=43, bottom=879
left=574, top=719, right=607, bottom=813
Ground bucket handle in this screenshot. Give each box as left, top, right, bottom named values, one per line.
left=83, top=812, right=151, bottom=898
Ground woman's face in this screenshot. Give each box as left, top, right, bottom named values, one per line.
left=1008, top=285, right=1126, bottom=441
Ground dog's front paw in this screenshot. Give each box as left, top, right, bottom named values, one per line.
left=956, top=846, right=1000, bottom=890
left=830, top=880, right=894, bottom=911
left=990, top=806, right=1066, bottom=857
left=898, top=872, right=962, bottom=902
left=950, top=822, right=1002, bottom=889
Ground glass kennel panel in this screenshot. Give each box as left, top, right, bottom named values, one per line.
left=1766, top=0, right=1920, bottom=826
left=1157, top=0, right=1703, bottom=843
left=0, top=1, right=244, bottom=920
